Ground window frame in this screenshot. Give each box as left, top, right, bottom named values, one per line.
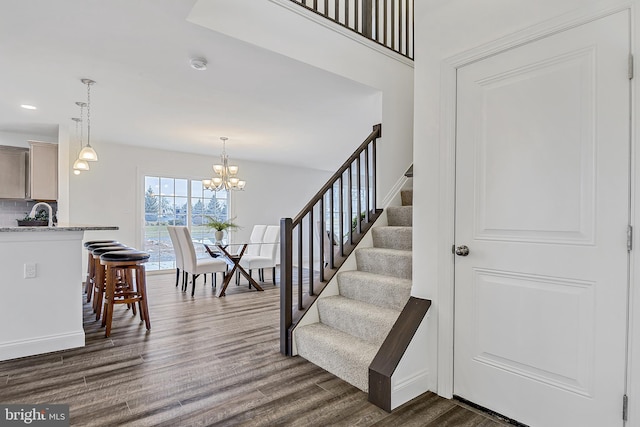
left=140, top=173, right=231, bottom=272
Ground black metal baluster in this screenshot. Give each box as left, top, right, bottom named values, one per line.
left=357, top=154, right=362, bottom=234
left=383, top=0, right=387, bottom=46
left=391, top=0, right=395, bottom=51
left=399, top=0, right=403, bottom=53
left=297, top=223, right=303, bottom=307
left=319, top=195, right=325, bottom=281
left=364, top=143, right=370, bottom=222
left=339, top=174, right=344, bottom=257
left=348, top=164, right=353, bottom=244
left=329, top=183, right=335, bottom=268
left=308, top=209, right=314, bottom=296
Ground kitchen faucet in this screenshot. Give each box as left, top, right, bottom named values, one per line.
left=29, top=202, right=54, bottom=227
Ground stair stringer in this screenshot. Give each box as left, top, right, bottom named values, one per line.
left=290, top=209, right=388, bottom=356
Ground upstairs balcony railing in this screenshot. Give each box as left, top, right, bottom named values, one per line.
left=280, top=124, right=382, bottom=355
left=289, top=0, right=413, bottom=59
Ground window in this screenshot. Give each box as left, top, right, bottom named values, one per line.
left=143, top=176, right=229, bottom=271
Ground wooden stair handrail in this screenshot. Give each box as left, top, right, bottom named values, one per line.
left=369, top=297, right=432, bottom=412
left=280, top=123, right=382, bottom=356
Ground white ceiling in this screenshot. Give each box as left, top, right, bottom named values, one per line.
left=0, top=0, right=380, bottom=171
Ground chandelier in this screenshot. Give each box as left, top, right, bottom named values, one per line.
left=203, top=137, right=246, bottom=191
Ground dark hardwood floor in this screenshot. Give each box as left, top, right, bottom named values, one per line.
left=0, top=273, right=509, bottom=426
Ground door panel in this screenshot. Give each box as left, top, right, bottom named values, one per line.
left=454, top=11, right=630, bottom=427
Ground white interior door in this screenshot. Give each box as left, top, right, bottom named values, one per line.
left=453, top=11, right=630, bottom=427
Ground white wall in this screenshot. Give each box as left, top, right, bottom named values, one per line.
left=66, top=140, right=331, bottom=249
left=413, top=0, right=639, bottom=406
left=188, top=0, right=414, bottom=203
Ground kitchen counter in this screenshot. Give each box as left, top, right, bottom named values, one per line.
left=0, top=224, right=119, bottom=232
left=0, top=225, right=119, bottom=361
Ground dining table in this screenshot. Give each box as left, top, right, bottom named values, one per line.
left=203, top=242, right=264, bottom=297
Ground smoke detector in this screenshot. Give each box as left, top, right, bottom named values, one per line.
left=190, top=58, right=208, bottom=71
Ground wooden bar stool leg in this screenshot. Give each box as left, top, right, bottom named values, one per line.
left=85, top=254, right=96, bottom=303
left=136, top=265, right=151, bottom=330
left=84, top=253, right=93, bottom=297
left=126, top=269, right=137, bottom=316
left=93, top=260, right=106, bottom=321
left=103, top=266, right=115, bottom=336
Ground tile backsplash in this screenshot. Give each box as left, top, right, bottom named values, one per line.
left=0, top=200, right=58, bottom=227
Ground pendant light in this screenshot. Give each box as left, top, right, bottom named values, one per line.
left=78, top=78, right=98, bottom=162
left=72, top=103, right=89, bottom=173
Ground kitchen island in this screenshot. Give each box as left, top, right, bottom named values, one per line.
left=0, top=224, right=118, bottom=361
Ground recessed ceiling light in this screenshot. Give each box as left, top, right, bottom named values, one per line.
left=20, top=104, right=37, bottom=110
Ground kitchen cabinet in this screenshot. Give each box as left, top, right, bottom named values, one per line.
left=29, top=141, right=58, bottom=201
left=0, top=146, right=28, bottom=199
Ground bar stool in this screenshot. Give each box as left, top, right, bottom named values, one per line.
left=84, top=240, right=120, bottom=301
left=100, top=250, right=151, bottom=337
left=91, top=245, right=133, bottom=321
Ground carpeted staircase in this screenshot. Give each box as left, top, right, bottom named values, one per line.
left=295, top=188, right=413, bottom=392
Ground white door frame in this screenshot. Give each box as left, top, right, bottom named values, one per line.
left=436, top=0, right=639, bottom=421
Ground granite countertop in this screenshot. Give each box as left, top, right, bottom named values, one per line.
left=0, top=224, right=119, bottom=232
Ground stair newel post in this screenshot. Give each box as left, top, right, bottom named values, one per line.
left=280, top=217, right=293, bottom=355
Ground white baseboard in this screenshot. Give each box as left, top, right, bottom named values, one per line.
left=391, top=368, right=431, bottom=410
left=0, top=330, right=85, bottom=362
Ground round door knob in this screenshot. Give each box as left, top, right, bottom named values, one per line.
left=455, top=245, right=470, bottom=256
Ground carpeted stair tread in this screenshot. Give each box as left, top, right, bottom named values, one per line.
left=387, top=205, right=412, bottom=226
left=338, top=270, right=411, bottom=311
left=356, top=247, right=412, bottom=279
left=372, top=226, right=412, bottom=250
left=318, top=295, right=399, bottom=346
left=295, top=323, right=377, bottom=392
left=401, top=189, right=413, bottom=206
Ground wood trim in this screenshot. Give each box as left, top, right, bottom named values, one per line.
left=369, top=297, right=432, bottom=412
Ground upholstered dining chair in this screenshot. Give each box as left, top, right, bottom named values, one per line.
left=234, top=224, right=267, bottom=285
left=245, top=224, right=267, bottom=256
left=166, top=226, right=185, bottom=289
left=174, top=226, right=228, bottom=296
left=239, top=225, right=280, bottom=285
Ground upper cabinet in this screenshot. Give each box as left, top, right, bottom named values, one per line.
left=0, top=146, right=28, bottom=199
left=29, top=141, right=58, bottom=201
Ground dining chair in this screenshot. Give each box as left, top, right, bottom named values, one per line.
left=166, top=226, right=186, bottom=289
left=174, top=226, right=228, bottom=296
left=239, top=225, right=280, bottom=285
left=246, top=224, right=268, bottom=256
left=233, top=224, right=267, bottom=286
